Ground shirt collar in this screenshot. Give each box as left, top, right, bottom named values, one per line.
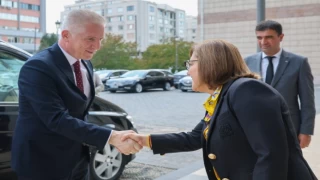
left=262, top=48, right=282, bottom=59
left=58, top=44, right=80, bottom=66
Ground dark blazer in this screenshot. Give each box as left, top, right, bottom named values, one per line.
left=151, top=78, right=317, bottom=180
left=245, top=50, right=315, bottom=135
left=11, top=43, right=111, bottom=179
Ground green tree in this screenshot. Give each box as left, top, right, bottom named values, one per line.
left=142, top=39, right=193, bottom=71
left=92, top=33, right=138, bottom=69
left=38, top=33, right=58, bottom=51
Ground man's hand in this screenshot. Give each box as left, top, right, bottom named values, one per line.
left=121, top=133, right=148, bottom=147
left=109, top=130, right=142, bottom=155
left=298, top=134, right=311, bottom=149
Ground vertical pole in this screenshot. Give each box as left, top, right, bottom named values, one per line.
left=175, top=38, right=178, bottom=73
left=256, top=0, right=265, bottom=52
left=34, top=27, right=36, bottom=54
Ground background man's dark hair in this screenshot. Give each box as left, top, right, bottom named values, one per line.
left=255, top=20, right=282, bottom=35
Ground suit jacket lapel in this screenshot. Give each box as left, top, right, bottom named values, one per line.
left=271, top=50, right=290, bottom=87
left=206, top=80, right=235, bottom=145
left=81, top=60, right=95, bottom=99
left=50, top=43, right=76, bottom=85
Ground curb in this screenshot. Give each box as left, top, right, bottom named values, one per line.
left=154, top=160, right=205, bottom=180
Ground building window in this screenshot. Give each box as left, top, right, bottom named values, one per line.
left=107, top=17, right=112, bottom=22
left=119, top=16, right=124, bottom=21
left=19, top=2, right=40, bottom=11
left=118, top=25, right=123, bottom=31
left=20, top=15, right=39, bottom=23
left=192, top=29, right=196, bottom=33
left=108, top=26, right=112, bottom=31
left=179, top=12, right=184, bottom=18
left=22, top=37, right=34, bottom=44
left=127, top=24, right=134, bottom=30
left=0, top=13, right=18, bottom=21
left=158, top=19, right=163, bottom=23
left=149, top=16, right=154, bottom=21
left=107, top=8, right=112, bottom=14
left=179, top=21, right=184, bottom=26
left=117, top=7, right=123, bottom=12
left=7, top=36, right=19, bottom=43
left=149, top=24, right=155, bottom=31
left=149, top=6, right=154, bottom=12
left=164, top=20, right=168, bottom=25
left=159, top=27, right=164, bottom=32
left=127, top=5, right=134, bottom=11
left=127, top=15, right=135, bottom=21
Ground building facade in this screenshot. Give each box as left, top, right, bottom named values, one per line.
left=62, top=0, right=189, bottom=52
left=185, top=15, right=197, bottom=42
left=198, top=0, right=320, bottom=83
left=0, top=0, right=46, bottom=53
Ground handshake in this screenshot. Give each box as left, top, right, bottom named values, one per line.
left=108, top=130, right=149, bottom=155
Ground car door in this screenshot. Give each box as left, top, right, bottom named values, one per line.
left=153, top=71, right=165, bottom=88
left=0, top=46, right=28, bottom=170
left=143, top=71, right=155, bottom=89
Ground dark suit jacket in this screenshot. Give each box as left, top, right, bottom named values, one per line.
left=245, top=50, right=315, bottom=135
left=11, top=43, right=111, bottom=179
left=151, top=78, right=317, bottom=180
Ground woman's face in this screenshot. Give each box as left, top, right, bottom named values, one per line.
left=188, top=52, right=204, bottom=92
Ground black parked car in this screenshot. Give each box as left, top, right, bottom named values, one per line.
left=95, top=69, right=128, bottom=84
left=0, top=40, right=136, bottom=180
left=106, top=70, right=173, bottom=93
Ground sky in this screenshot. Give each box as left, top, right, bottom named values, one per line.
left=46, top=0, right=198, bottom=33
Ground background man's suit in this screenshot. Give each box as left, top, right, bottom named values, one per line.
left=245, top=50, right=315, bottom=135
left=11, top=43, right=111, bottom=179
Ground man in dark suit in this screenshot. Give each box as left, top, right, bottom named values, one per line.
left=245, top=20, right=315, bottom=149
left=11, top=9, right=141, bottom=180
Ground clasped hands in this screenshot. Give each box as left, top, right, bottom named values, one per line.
left=109, top=130, right=148, bottom=155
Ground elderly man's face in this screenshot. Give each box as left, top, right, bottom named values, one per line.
left=63, top=23, right=104, bottom=60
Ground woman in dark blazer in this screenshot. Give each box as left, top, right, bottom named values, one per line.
left=123, top=39, right=317, bottom=180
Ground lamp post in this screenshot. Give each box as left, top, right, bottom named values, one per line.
left=34, top=27, right=37, bottom=54
left=175, top=36, right=179, bottom=73
left=55, top=20, right=61, bottom=37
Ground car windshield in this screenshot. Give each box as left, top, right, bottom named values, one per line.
left=120, top=70, right=147, bottom=78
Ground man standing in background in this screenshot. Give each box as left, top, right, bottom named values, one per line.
left=245, top=20, right=315, bottom=149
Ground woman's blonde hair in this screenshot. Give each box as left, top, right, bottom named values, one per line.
left=191, top=39, right=259, bottom=90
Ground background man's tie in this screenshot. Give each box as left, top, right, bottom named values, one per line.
left=73, top=61, right=84, bottom=92
left=265, top=56, right=275, bottom=85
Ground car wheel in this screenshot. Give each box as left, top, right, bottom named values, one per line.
left=181, top=89, right=187, bottom=92
left=90, top=143, right=128, bottom=180
left=134, top=83, right=143, bottom=93
left=163, top=82, right=171, bottom=91
left=110, top=90, right=116, bottom=93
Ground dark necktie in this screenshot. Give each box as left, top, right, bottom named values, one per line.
left=265, top=56, right=275, bottom=85
left=73, top=61, right=84, bottom=92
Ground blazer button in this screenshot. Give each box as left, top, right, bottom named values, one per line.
left=208, top=153, right=216, bottom=160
